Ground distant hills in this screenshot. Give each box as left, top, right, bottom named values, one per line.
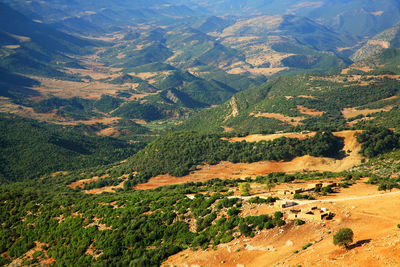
left=0, top=3, right=94, bottom=78
left=1, top=0, right=400, bottom=132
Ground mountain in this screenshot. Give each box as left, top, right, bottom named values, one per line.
left=187, top=0, right=400, bottom=37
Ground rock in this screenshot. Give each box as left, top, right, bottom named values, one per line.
left=245, top=244, right=275, bottom=251
left=237, top=264, right=245, bottom=267
left=286, top=240, right=294, bottom=246
left=221, top=261, right=225, bottom=264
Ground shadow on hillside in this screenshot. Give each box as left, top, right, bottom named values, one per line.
left=334, top=136, right=346, bottom=160
left=348, top=239, right=371, bottom=250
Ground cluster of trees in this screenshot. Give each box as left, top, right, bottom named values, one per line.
left=125, top=131, right=343, bottom=179
left=367, top=176, right=400, bottom=192
left=356, top=127, right=400, bottom=158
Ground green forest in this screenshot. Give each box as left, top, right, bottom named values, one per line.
left=0, top=114, right=145, bottom=183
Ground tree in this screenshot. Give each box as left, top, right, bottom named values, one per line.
left=333, top=228, right=354, bottom=249
left=265, top=179, right=276, bottom=192
left=239, top=182, right=251, bottom=196
left=239, top=223, right=252, bottom=237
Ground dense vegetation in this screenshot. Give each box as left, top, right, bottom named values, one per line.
left=124, top=131, right=343, bottom=179
left=0, top=178, right=285, bottom=266
left=356, top=128, right=400, bottom=158
left=0, top=114, right=144, bottom=183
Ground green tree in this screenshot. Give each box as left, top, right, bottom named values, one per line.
left=333, top=228, right=354, bottom=249
left=265, top=179, right=276, bottom=192
left=239, top=182, right=251, bottom=196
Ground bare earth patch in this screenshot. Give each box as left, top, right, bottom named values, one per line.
left=251, top=112, right=305, bottom=126
left=297, top=105, right=323, bottom=116
left=67, top=176, right=104, bottom=189
left=342, top=107, right=392, bottom=119
left=83, top=179, right=126, bottom=194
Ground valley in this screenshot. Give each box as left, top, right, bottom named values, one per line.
left=2, top=0, right=400, bottom=266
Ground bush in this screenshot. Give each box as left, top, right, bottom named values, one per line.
left=295, top=219, right=305, bottom=226
left=302, top=243, right=312, bottom=250
left=240, top=182, right=251, bottom=196
left=227, top=207, right=241, bottom=216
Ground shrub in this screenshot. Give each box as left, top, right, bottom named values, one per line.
left=295, top=219, right=305, bottom=226
left=302, top=243, right=312, bottom=250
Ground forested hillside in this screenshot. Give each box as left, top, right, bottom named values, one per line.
left=0, top=114, right=144, bottom=183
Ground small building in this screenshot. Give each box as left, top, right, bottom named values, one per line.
left=290, top=188, right=304, bottom=195
left=287, top=206, right=331, bottom=221
left=274, top=200, right=298, bottom=209
left=306, top=183, right=322, bottom=191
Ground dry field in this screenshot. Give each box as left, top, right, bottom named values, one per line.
left=164, top=181, right=400, bottom=267
left=29, top=76, right=130, bottom=100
